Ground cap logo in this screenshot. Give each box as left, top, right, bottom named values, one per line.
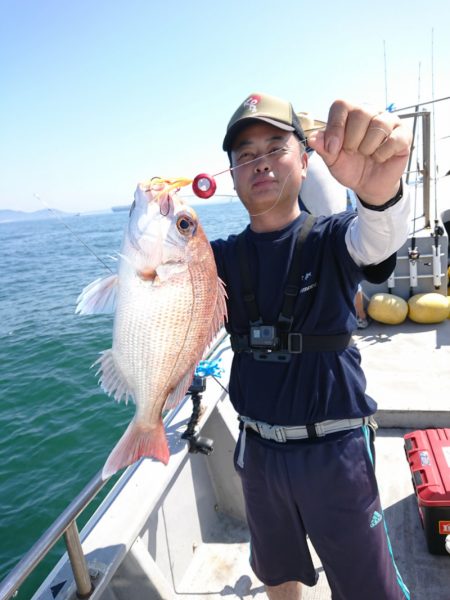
left=243, top=95, right=261, bottom=113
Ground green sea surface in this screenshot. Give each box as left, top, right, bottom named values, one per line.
left=0, top=201, right=248, bottom=599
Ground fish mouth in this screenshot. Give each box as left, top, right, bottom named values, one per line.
left=138, top=180, right=174, bottom=215
left=158, top=194, right=173, bottom=216
left=139, top=178, right=191, bottom=215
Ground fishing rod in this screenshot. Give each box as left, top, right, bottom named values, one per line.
left=430, top=29, right=444, bottom=290
left=407, top=64, right=422, bottom=297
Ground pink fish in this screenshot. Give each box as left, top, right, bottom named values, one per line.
left=76, top=180, right=227, bottom=479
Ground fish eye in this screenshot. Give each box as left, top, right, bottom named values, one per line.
left=176, top=214, right=196, bottom=236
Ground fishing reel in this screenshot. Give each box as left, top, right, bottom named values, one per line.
left=408, top=248, right=420, bottom=261
left=431, top=223, right=444, bottom=239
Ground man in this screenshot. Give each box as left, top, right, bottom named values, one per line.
left=211, top=92, right=411, bottom=600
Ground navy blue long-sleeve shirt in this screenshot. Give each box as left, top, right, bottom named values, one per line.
left=211, top=211, right=377, bottom=426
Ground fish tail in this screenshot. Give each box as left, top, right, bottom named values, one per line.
left=102, top=418, right=169, bottom=480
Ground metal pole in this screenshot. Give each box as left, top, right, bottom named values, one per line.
left=399, top=110, right=431, bottom=228
left=0, top=472, right=106, bottom=600
left=64, top=522, right=93, bottom=598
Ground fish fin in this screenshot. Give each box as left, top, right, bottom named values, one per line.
left=75, top=274, right=118, bottom=315
left=102, top=418, right=169, bottom=480
left=207, top=277, right=228, bottom=346
left=163, top=367, right=195, bottom=412
left=93, top=349, right=134, bottom=404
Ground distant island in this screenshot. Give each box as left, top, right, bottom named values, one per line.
left=112, top=195, right=238, bottom=211
left=1, top=195, right=239, bottom=223
left=0, top=208, right=79, bottom=223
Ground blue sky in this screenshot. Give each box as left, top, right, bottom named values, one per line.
left=1, top=0, right=450, bottom=213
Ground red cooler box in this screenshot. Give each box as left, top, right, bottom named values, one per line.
left=404, top=429, right=450, bottom=556
left=404, top=429, right=450, bottom=555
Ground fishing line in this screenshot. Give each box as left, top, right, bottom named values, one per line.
left=213, top=146, right=287, bottom=177
left=188, top=147, right=288, bottom=199
left=188, top=126, right=326, bottom=200
left=34, top=193, right=115, bottom=274
left=202, top=145, right=304, bottom=219
left=248, top=161, right=299, bottom=218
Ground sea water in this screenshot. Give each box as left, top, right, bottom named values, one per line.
left=0, top=200, right=248, bottom=598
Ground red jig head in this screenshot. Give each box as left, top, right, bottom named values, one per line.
left=192, top=173, right=217, bottom=199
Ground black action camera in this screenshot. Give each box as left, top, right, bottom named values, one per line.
left=250, top=325, right=278, bottom=349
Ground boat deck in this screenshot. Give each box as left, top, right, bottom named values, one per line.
left=174, top=319, right=450, bottom=599
left=356, top=319, right=450, bottom=428
left=29, top=320, right=450, bottom=600
left=156, top=433, right=450, bottom=600
left=105, top=430, right=448, bottom=600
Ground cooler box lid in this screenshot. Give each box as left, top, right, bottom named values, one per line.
left=404, top=429, right=450, bottom=507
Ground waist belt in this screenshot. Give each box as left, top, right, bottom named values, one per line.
left=237, top=416, right=369, bottom=468
left=230, top=332, right=353, bottom=354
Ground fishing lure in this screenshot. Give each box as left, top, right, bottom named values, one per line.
left=156, top=146, right=295, bottom=200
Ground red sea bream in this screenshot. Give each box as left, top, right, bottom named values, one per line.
left=76, top=179, right=227, bottom=479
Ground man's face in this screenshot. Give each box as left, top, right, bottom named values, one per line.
left=229, top=121, right=307, bottom=216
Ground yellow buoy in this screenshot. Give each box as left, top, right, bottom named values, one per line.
left=408, top=293, right=450, bottom=324
left=367, top=293, right=408, bottom=325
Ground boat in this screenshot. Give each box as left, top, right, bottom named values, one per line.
left=111, top=205, right=131, bottom=213
left=1, top=104, right=450, bottom=600
left=362, top=101, right=450, bottom=300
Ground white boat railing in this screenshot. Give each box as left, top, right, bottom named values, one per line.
left=0, top=471, right=106, bottom=600
left=0, top=330, right=229, bottom=600
left=397, top=109, right=431, bottom=226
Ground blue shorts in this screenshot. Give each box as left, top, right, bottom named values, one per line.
left=234, top=426, right=409, bottom=599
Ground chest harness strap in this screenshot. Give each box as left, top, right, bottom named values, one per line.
left=231, top=215, right=352, bottom=362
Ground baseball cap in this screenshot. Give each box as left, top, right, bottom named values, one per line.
left=222, top=92, right=306, bottom=152
left=296, top=112, right=327, bottom=152
left=296, top=112, right=327, bottom=136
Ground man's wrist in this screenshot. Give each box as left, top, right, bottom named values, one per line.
left=357, top=180, right=403, bottom=212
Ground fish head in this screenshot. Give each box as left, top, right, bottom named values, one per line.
left=123, top=179, right=203, bottom=280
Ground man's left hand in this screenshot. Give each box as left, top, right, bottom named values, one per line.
left=307, top=100, right=412, bottom=205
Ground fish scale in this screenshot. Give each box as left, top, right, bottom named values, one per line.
left=76, top=182, right=227, bottom=479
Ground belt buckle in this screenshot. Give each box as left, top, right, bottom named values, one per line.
left=287, top=333, right=303, bottom=353
left=314, top=422, right=325, bottom=437
left=258, top=422, right=287, bottom=443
